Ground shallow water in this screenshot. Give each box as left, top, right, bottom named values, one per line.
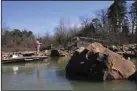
left=2, top=57, right=137, bottom=90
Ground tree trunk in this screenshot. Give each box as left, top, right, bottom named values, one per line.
left=132, top=21, right=135, bottom=42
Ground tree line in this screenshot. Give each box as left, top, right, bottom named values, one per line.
left=2, top=0, right=137, bottom=52
left=2, top=29, right=36, bottom=51
left=54, top=0, right=137, bottom=45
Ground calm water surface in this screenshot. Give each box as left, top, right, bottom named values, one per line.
left=2, top=57, right=137, bottom=90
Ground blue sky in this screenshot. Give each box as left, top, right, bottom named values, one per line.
left=2, top=1, right=133, bottom=36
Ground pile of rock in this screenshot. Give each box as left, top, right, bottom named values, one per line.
left=109, top=44, right=137, bottom=58
left=65, top=42, right=136, bottom=81
left=108, top=45, right=123, bottom=52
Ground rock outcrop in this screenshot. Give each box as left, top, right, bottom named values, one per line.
left=50, top=49, right=65, bottom=57
left=50, top=49, right=60, bottom=57
left=65, top=42, right=136, bottom=81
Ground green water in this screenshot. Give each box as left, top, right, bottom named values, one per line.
left=2, top=57, right=137, bottom=90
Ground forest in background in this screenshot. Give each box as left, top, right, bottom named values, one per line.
left=2, top=0, right=137, bottom=52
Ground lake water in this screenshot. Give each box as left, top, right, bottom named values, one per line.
left=2, top=57, right=137, bottom=90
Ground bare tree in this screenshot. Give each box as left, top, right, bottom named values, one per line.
left=79, top=16, right=91, bottom=28
left=96, top=9, right=108, bottom=32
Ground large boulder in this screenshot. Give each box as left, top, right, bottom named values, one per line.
left=50, top=49, right=60, bottom=57
left=50, top=49, right=65, bottom=57
left=65, top=42, right=136, bottom=81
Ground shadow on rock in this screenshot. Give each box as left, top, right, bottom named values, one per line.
left=65, top=48, right=108, bottom=81
left=50, top=49, right=65, bottom=57
left=128, top=71, right=137, bottom=83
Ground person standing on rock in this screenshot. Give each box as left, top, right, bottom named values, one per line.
left=36, top=39, right=42, bottom=53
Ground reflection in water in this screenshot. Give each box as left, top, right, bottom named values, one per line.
left=50, top=57, right=60, bottom=61
left=36, top=64, right=41, bottom=88
left=69, top=80, right=137, bottom=90
left=13, top=66, right=19, bottom=75
left=2, top=57, right=137, bottom=90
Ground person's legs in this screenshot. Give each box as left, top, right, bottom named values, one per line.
left=37, top=45, right=40, bottom=52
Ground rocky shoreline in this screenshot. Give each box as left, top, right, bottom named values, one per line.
left=2, top=41, right=137, bottom=82
left=50, top=42, right=137, bottom=58
left=2, top=41, right=137, bottom=59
